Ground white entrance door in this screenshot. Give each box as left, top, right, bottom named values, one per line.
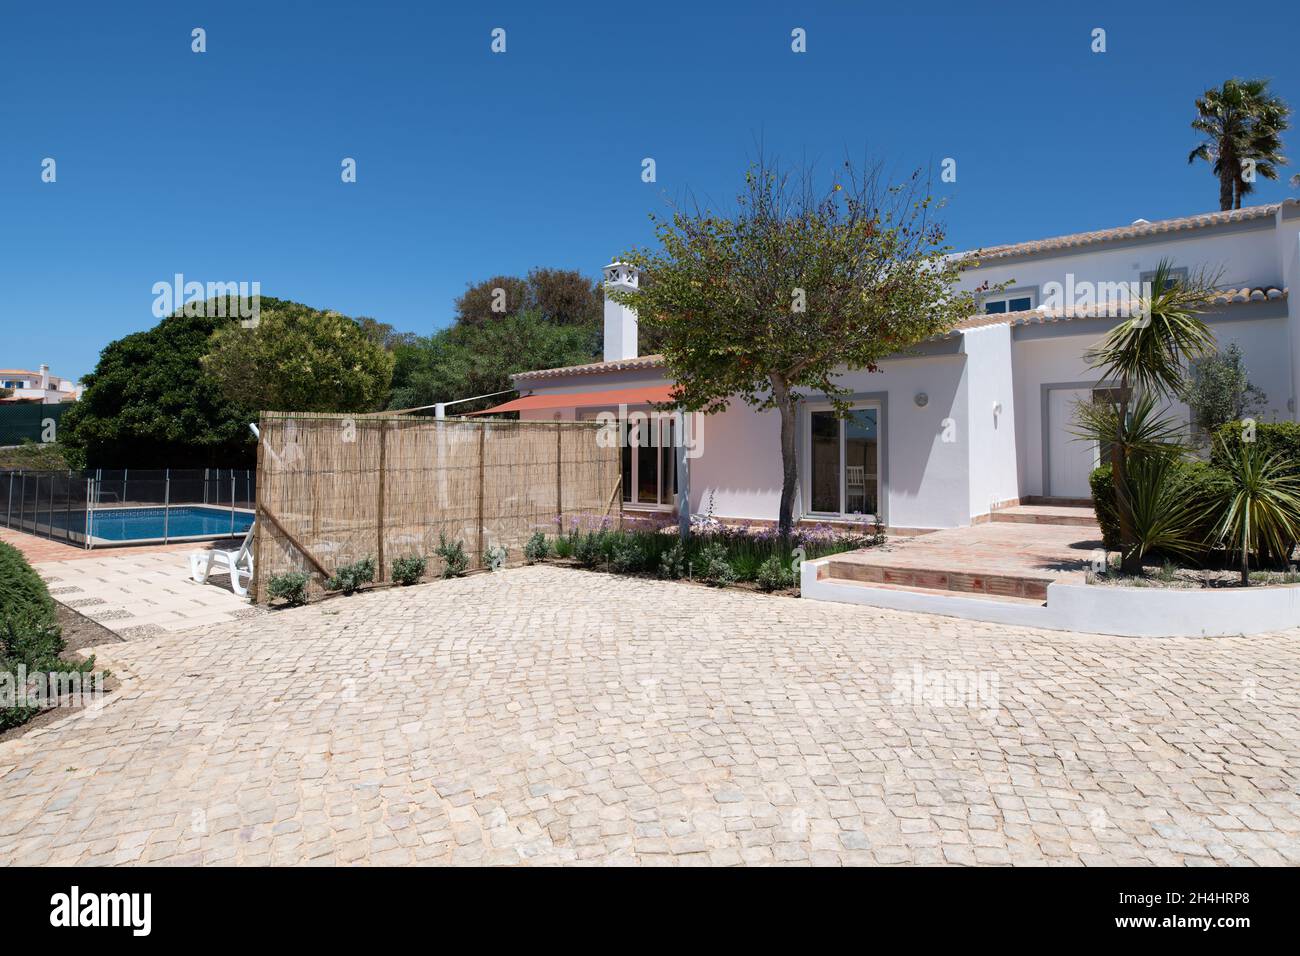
left=1047, top=387, right=1096, bottom=498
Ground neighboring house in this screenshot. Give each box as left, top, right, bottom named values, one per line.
left=0, top=364, right=83, bottom=404
left=479, top=201, right=1298, bottom=531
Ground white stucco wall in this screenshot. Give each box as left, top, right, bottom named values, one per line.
left=960, top=221, right=1281, bottom=305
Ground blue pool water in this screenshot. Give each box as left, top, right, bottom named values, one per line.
left=89, top=506, right=253, bottom=542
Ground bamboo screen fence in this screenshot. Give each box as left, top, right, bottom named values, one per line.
left=252, top=413, right=621, bottom=603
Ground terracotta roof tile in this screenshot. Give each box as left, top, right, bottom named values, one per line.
left=513, top=354, right=666, bottom=381
left=961, top=202, right=1288, bottom=265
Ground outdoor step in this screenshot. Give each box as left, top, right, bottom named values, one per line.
left=824, top=558, right=1053, bottom=601
left=1022, top=496, right=1093, bottom=508
left=991, top=506, right=1098, bottom=528
left=822, top=576, right=1047, bottom=606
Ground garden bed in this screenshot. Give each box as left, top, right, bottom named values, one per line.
left=260, top=512, right=884, bottom=606
left=1089, top=563, right=1300, bottom=589
left=535, top=511, right=884, bottom=594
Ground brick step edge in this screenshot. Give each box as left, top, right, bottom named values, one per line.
left=990, top=512, right=1099, bottom=528
left=824, top=561, right=1053, bottom=601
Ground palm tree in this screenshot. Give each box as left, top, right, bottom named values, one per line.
left=1188, top=78, right=1292, bottom=211
left=1077, top=261, right=1217, bottom=572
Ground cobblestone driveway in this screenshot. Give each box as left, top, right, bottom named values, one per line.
left=2, top=566, right=1298, bottom=866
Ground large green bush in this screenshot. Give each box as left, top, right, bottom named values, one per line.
left=1, top=541, right=95, bottom=731
left=0, top=540, right=58, bottom=632
left=1211, top=420, right=1300, bottom=472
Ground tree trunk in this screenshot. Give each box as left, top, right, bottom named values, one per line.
left=1111, top=383, right=1141, bottom=574
left=1219, top=165, right=1234, bottom=212
left=1241, top=544, right=1250, bottom=587
left=772, top=375, right=799, bottom=540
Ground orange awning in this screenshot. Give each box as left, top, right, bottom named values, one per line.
left=469, top=384, right=676, bottom=416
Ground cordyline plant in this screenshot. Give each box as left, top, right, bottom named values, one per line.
left=1075, top=260, right=1219, bottom=572
left=609, top=157, right=978, bottom=537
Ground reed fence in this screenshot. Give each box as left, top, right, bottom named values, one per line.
left=252, top=413, right=621, bottom=602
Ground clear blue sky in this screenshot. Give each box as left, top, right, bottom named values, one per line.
left=3, top=0, right=1299, bottom=380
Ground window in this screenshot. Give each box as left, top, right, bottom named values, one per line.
left=807, top=406, right=880, bottom=518
left=983, top=290, right=1036, bottom=314
left=1139, top=267, right=1188, bottom=292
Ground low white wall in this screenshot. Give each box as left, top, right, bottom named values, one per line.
left=802, top=559, right=1300, bottom=637
left=1046, top=581, right=1300, bottom=637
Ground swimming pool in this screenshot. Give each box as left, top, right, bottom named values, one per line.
left=85, top=506, right=254, bottom=543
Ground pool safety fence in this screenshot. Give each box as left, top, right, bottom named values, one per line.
left=0, top=468, right=255, bottom=548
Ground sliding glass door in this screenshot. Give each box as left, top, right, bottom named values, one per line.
left=613, top=413, right=676, bottom=509
left=806, top=406, right=880, bottom=519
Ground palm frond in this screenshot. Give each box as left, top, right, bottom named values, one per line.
left=1085, top=260, right=1217, bottom=397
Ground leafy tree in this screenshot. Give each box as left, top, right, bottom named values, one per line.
left=453, top=269, right=603, bottom=329
left=1188, top=78, right=1292, bottom=210
left=60, top=307, right=258, bottom=468
left=389, top=310, right=596, bottom=412
left=1184, top=343, right=1268, bottom=439
left=203, top=301, right=394, bottom=414
left=454, top=275, right=531, bottom=325
left=355, top=316, right=418, bottom=351
left=609, top=157, right=975, bottom=537
left=0, top=387, right=12, bottom=399
left=527, top=267, right=602, bottom=327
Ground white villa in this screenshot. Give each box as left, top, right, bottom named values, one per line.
left=0, top=364, right=83, bottom=404
left=481, top=201, right=1298, bottom=533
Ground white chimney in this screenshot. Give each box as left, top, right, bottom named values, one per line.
left=39, top=364, right=50, bottom=390
left=602, top=262, right=639, bottom=362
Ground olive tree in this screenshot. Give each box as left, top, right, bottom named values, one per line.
left=609, top=157, right=977, bottom=537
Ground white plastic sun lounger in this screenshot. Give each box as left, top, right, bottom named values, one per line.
left=190, top=521, right=255, bottom=597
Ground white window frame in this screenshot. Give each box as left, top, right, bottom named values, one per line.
left=801, top=400, right=882, bottom=520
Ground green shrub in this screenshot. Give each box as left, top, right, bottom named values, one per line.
left=523, top=531, right=550, bottom=563
left=552, top=533, right=574, bottom=559
left=694, top=542, right=737, bottom=587
left=391, top=555, right=427, bottom=586
left=756, top=554, right=793, bottom=592
left=484, top=544, right=508, bottom=571
left=325, top=556, right=376, bottom=594
left=610, top=537, right=645, bottom=573
left=1090, top=459, right=1222, bottom=559
left=574, top=532, right=603, bottom=568
left=0, top=540, right=58, bottom=631
left=1212, top=420, right=1300, bottom=473
left=0, top=541, right=97, bottom=731
left=1089, top=464, right=1123, bottom=553
left=434, top=534, right=469, bottom=578
left=728, top=551, right=764, bottom=582
left=658, top=541, right=688, bottom=580
left=267, top=571, right=309, bottom=605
